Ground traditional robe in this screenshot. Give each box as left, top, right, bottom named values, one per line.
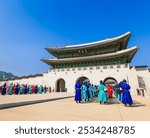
left=24, top=85, right=28, bottom=94
left=85, top=83, right=90, bottom=100
left=32, top=85, right=35, bottom=93
left=120, top=82, right=133, bottom=105
left=8, top=83, right=13, bottom=95
left=107, top=85, right=113, bottom=98
left=13, top=84, right=16, bottom=94
left=15, top=84, right=19, bottom=94
left=115, top=84, right=122, bottom=101
left=28, top=85, right=32, bottom=94
left=19, top=85, right=24, bottom=94
left=7, top=85, right=10, bottom=93
left=81, top=84, right=88, bottom=101
left=34, top=85, right=38, bottom=94
left=38, top=85, right=43, bottom=94
left=44, top=86, right=47, bottom=93
left=89, top=85, right=94, bottom=99
left=74, top=81, right=82, bottom=102
left=1, top=83, right=6, bottom=95
left=98, top=83, right=108, bottom=103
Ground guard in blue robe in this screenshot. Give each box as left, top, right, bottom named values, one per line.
left=34, top=85, right=38, bottom=94
left=1, top=83, right=7, bottom=95
left=15, top=83, right=19, bottom=94
left=74, top=81, right=82, bottom=103
left=24, top=85, right=28, bottom=94
left=44, top=86, right=47, bottom=93
left=85, top=82, right=91, bottom=100
left=120, top=80, right=133, bottom=106
left=117, top=82, right=123, bottom=101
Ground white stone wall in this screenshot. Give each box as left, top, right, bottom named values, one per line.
left=136, top=68, right=150, bottom=95
left=0, top=64, right=141, bottom=95
left=47, top=64, right=139, bottom=94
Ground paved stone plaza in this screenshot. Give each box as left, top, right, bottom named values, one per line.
left=0, top=93, right=150, bottom=121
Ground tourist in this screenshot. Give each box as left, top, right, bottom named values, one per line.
left=81, top=82, right=88, bottom=101
left=136, top=88, right=140, bottom=96
left=74, top=81, right=82, bottom=103
left=8, top=83, right=13, bottom=95
left=97, top=80, right=108, bottom=104
left=48, top=86, right=51, bottom=93
left=120, top=79, right=133, bottom=106
left=141, top=89, right=145, bottom=97
left=107, top=84, right=113, bottom=98
left=1, top=83, right=7, bottom=95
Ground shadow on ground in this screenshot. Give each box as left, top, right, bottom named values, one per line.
left=80, top=97, right=121, bottom=105
left=132, top=100, right=146, bottom=107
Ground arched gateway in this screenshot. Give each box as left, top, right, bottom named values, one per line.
left=76, top=76, right=90, bottom=84
left=104, top=77, right=118, bottom=86
left=56, top=78, right=66, bottom=92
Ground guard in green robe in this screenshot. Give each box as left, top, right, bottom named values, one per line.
left=19, top=84, right=24, bottom=94
left=98, top=81, right=108, bottom=104
left=81, top=83, right=88, bottom=101
left=8, top=83, right=13, bottom=95
left=38, top=85, right=43, bottom=94
left=28, top=85, right=32, bottom=94
left=91, top=84, right=96, bottom=97
left=89, top=84, right=94, bottom=99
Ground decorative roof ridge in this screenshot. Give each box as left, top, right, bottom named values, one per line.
left=46, top=32, right=131, bottom=50
left=42, top=46, right=138, bottom=62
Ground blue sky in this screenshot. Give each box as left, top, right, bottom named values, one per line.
left=0, top=0, right=150, bottom=76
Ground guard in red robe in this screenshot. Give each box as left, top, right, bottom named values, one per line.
left=32, top=85, right=35, bottom=93
left=107, top=84, right=113, bottom=98
left=13, top=84, right=16, bottom=94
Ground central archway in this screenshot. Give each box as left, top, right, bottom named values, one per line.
left=103, top=77, right=118, bottom=86
left=56, top=78, right=66, bottom=92
left=76, top=76, right=90, bottom=84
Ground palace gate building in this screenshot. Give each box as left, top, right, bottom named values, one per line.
left=1, top=32, right=150, bottom=95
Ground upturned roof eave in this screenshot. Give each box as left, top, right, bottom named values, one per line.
left=45, top=32, right=131, bottom=53
left=41, top=46, right=138, bottom=64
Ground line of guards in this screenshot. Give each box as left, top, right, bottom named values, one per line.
left=0, top=83, right=49, bottom=95
left=75, top=79, right=133, bottom=107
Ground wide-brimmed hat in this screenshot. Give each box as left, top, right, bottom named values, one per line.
left=123, top=79, right=127, bottom=82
